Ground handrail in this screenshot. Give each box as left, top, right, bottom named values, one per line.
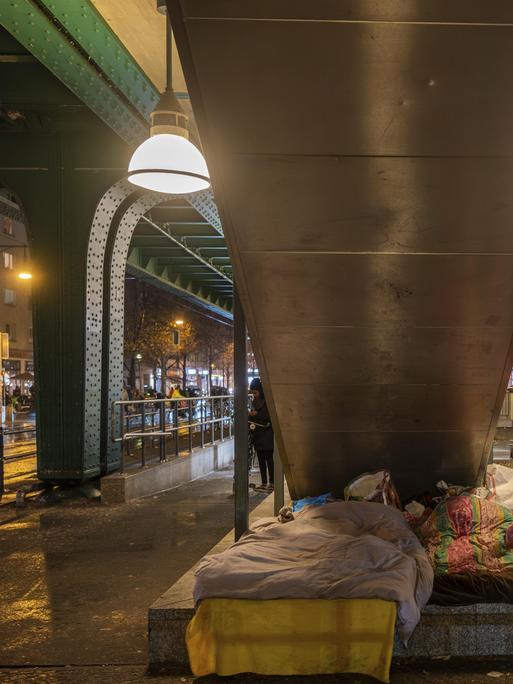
left=111, top=394, right=236, bottom=472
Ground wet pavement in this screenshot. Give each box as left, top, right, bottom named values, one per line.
left=0, top=468, right=267, bottom=674
left=1, top=465, right=513, bottom=683
left=0, top=663, right=512, bottom=682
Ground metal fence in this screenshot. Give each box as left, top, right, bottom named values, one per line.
left=111, top=394, right=235, bottom=472
left=0, top=425, right=38, bottom=501
left=500, top=390, right=513, bottom=421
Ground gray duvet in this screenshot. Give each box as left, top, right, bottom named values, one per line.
left=193, top=501, right=433, bottom=642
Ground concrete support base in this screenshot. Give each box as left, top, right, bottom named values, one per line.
left=101, top=439, right=233, bottom=503
left=394, top=603, right=513, bottom=658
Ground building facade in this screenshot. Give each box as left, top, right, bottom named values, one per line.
left=0, top=189, right=33, bottom=397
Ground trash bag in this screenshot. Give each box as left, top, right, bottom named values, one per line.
left=291, top=492, right=333, bottom=513
left=487, top=464, right=513, bottom=510
left=436, top=480, right=490, bottom=500
left=344, top=470, right=402, bottom=510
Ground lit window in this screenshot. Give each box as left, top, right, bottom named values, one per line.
left=3, top=252, right=13, bottom=269
left=4, top=288, right=16, bottom=306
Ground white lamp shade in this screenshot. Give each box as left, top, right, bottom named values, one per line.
left=128, top=134, right=210, bottom=194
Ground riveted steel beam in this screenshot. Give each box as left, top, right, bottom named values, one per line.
left=0, top=0, right=151, bottom=144
left=126, top=256, right=232, bottom=318
left=141, top=215, right=233, bottom=283
left=35, top=0, right=159, bottom=121
left=187, top=189, right=223, bottom=235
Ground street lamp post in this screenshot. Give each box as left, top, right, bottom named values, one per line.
left=135, top=353, right=143, bottom=393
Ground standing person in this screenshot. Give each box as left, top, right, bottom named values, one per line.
left=249, top=378, right=274, bottom=491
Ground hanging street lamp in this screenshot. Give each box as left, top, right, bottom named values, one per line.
left=127, top=3, right=210, bottom=195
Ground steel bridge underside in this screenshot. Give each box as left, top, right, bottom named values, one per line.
left=168, top=0, right=513, bottom=499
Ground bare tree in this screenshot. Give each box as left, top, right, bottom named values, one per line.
left=124, top=281, right=150, bottom=390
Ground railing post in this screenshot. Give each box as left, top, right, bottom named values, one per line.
left=141, top=401, right=146, bottom=467
left=210, top=397, right=214, bottom=445
left=174, top=400, right=179, bottom=457
left=200, top=399, right=205, bottom=448
left=273, top=438, right=285, bottom=516
left=159, top=400, right=166, bottom=462
left=188, top=398, right=193, bottom=453
left=0, top=426, right=4, bottom=501
left=221, top=397, right=224, bottom=442
left=120, top=403, right=126, bottom=473
left=234, top=286, right=249, bottom=541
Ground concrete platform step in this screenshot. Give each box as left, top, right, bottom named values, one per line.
left=101, top=439, right=233, bottom=503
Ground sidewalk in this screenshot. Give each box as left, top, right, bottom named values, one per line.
left=1, top=466, right=513, bottom=683
left=0, top=468, right=267, bottom=671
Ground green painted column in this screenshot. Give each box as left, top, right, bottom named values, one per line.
left=0, top=122, right=130, bottom=481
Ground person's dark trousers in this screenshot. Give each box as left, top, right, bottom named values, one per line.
left=257, top=450, right=274, bottom=485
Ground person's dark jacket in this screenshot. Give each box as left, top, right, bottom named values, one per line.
left=249, top=398, right=274, bottom=451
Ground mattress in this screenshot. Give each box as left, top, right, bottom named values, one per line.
left=186, top=597, right=396, bottom=682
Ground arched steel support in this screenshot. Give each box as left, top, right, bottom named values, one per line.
left=85, top=182, right=221, bottom=474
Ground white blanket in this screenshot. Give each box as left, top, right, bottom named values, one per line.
left=193, top=501, right=433, bottom=642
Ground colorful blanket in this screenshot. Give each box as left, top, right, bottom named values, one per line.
left=419, top=494, right=513, bottom=575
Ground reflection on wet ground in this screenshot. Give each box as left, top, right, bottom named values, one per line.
left=0, top=468, right=266, bottom=671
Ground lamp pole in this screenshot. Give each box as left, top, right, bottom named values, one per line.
left=233, top=285, right=248, bottom=540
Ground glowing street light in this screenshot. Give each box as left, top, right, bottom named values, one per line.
left=18, top=271, right=32, bottom=280
left=127, top=9, right=209, bottom=194
left=174, top=319, right=184, bottom=326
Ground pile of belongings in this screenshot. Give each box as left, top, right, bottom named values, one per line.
left=296, top=465, right=513, bottom=605
left=341, top=464, right=513, bottom=605
left=193, top=500, right=433, bottom=642
left=187, top=463, right=513, bottom=681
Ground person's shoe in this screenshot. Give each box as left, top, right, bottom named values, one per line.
left=265, top=483, right=274, bottom=491
left=255, top=483, right=268, bottom=491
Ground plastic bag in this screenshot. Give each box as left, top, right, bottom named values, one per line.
left=291, top=492, right=333, bottom=513
left=344, top=470, right=402, bottom=509
left=487, top=464, right=513, bottom=510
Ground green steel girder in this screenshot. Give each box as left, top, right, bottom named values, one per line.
left=0, top=0, right=152, bottom=144
left=133, top=234, right=226, bottom=247
left=141, top=215, right=232, bottom=282
left=149, top=245, right=230, bottom=255
left=127, top=248, right=232, bottom=317
left=37, top=0, right=159, bottom=120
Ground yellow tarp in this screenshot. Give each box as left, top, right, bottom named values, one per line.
left=186, top=598, right=396, bottom=683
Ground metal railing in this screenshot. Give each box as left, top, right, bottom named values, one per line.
left=0, top=425, right=37, bottom=501
left=111, top=394, right=235, bottom=472
left=500, top=390, right=513, bottom=421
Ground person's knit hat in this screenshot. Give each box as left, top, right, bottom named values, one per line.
left=249, top=377, right=263, bottom=393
